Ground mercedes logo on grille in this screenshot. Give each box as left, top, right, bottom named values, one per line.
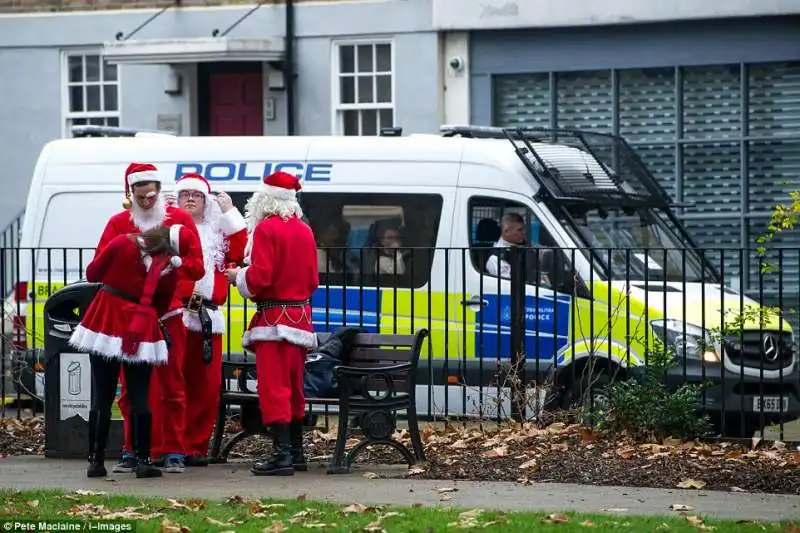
left=762, top=334, right=779, bottom=362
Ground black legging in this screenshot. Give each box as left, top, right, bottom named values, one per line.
left=90, top=354, right=151, bottom=414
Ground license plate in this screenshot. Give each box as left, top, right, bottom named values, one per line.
left=752, top=396, right=789, bottom=413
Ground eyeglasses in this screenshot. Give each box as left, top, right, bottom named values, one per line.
left=178, top=191, right=204, bottom=200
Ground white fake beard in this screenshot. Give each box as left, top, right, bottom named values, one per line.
left=130, top=194, right=167, bottom=232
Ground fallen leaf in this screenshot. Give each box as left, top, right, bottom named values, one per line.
left=600, top=508, right=629, bottom=513
left=669, top=504, right=694, bottom=511
left=580, top=428, right=600, bottom=445
left=730, top=486, right=747, bottom=493
left=439, top=494, right=452, bottom=502
left=551, top=442, right=569, bottom=452
left=263, top=521, right=286, bottom=533
left=166, top=499, right=204, bottom=511
left=518, top=459, right=538, bottom=470
left=581, top=520, right=596, bottom=527
left=363, top=472, right=380, bottom=479
left=301, top=524, right=335, bottom=529
left=437, top=487, right=457, bottom=493
left=617, top=446, right=637, bottom=459
left=407, top=465, right=426, bottom=475
left=677, top=479, right=707, bottom=490
left=73, top=490, right=107, bottom=496
left=341, top=503, right=368, bottom=515
left=482, top=445, right=509, bottom=457
left=161, top=519, right=191, bottom=533
left=205, top=517, right=228, bottom=526
left=26, top=500, right=39, bottom=508
left=543, top=513, right=570, bottom=524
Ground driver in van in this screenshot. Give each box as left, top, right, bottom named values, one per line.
left=485, top=213, right=550, bottom=286
left=95, top=162, right=205, bottom=476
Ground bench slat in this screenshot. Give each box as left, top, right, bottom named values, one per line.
left=317, top=333, right=418, bottom=347
left=348, top=347, right=414, bottom=363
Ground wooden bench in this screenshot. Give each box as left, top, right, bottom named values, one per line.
left=209, top=329, right=429, bottom=474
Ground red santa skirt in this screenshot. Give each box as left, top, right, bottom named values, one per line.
left=68, top=291, right=169, bottom=365
left=241, top=305, right=317, bottom=351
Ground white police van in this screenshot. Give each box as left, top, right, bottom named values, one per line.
left=7, top=125, right=796, bottom=436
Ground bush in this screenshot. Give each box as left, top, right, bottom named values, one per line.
left=587, top=349, right=713, bottom=441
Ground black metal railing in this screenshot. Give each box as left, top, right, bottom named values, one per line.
left=2, top=245, right=799, bottom=443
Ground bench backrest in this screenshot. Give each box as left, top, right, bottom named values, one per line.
left=316, top=330, right=428, bottom=395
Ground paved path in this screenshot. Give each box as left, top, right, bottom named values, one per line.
left=1, top=456, right=799, bottom=522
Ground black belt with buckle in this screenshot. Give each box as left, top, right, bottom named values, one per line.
left=255, top=299, right=310, bottom=313
left=101, top=284, right=137, bottom=303
left=183, top=294, right=218, bottom=364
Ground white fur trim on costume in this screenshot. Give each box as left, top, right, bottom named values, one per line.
left=160, top=308, right=183, bottom=322
left=68, top=324, right=168, bottom=365
left=262, top=184, right=297, bottom=201
left=235, top=267, right=255, bottom=298
left=127, top=170, right=161, bottom=185
left=170, top=255, right=182, bottom=268
left=169, top=224, right=182, bottom=252
left=218, top=209, right=247, bottom=236
left=242, top=325, right=318, bottom=350
left=142, top=254, right=153, bottom=271
left=183, top=307, right=226, bottom=334
left=175, top=177, right=209, bottom=194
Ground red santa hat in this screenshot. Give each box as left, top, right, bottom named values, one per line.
left=174, top=172, right=222, bottom=223
left=165, top=224, right=196, bottom=268
left=123, top=162, right=162, bottom=209
left=261, top=170, right=302, bottom=200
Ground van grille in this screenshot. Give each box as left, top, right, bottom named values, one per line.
left=723, top=332, right=794, bottom=371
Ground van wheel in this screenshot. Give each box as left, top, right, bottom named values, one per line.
left=559, top=364, right=613, bottom=413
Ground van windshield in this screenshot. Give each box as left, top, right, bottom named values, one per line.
left=565, top=206, right=715, bottom=283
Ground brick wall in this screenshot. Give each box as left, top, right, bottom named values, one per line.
left=0, top=0, right=352, bottom=14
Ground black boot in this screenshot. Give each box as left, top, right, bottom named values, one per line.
left=251, top=423, right=294, bottom=476
left=87, top=410, right=110, bottom=478
left=132, top=413, right=163, bottom=479
left=289, top=419, right=307, bottom=472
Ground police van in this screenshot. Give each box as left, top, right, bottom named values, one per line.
left=8, top=124, right=799, bottom=436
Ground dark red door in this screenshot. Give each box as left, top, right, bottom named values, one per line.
left=209, top=73, right=263, bottom=136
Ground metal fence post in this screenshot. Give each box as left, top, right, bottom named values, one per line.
left=509, top=246, right=526, bottom=422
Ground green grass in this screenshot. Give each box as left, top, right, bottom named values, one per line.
left=0, top=489, right=796, bottom=532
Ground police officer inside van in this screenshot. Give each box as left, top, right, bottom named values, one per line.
left=485, top=213, right=550, bottom=286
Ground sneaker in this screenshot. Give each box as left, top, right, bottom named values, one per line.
left=111, top=456, right=137, bottom=473
left=164, top=456, right=185, bottom=473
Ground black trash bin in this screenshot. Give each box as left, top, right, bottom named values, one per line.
left=43, top=280, right=125, bottom=459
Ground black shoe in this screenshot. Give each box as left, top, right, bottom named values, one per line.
left=132, top=412, right=163, bottom=479
left=152, top=455, right=166, bottom=468
left=289, top=419, right=307, bottom=472
left=252, top=423, right=294, bottom=476
left=87, top=410, right=111, bottom=478
left=135, top=459, right=163, bottom=479
left=185, top=455, right=209, bottom=467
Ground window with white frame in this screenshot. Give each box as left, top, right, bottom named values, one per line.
left=63, top=52, right=120, bottom=135
left=334, top=42, right=394, bottom=136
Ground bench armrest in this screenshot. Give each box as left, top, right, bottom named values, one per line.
left=222, top=360, right=257, bottom=368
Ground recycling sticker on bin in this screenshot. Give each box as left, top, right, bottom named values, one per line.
left=60, top=353, right=91, bottom=422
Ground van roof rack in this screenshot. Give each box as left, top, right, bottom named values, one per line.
left=70, top=125, right=176, bottom=138
left=440, top=124, right=674, bottom=210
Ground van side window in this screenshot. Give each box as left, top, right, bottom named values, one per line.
left=228, top=192, right=443, bottom=289
left=467, top=196, right=557, bottom=287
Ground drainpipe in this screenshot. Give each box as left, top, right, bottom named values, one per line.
left=285, top=0, right=296, bottom=135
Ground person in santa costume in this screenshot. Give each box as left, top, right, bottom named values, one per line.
left=69, top=224, right=196, bottom=479
left=95, top=162, right=205, bottom=475
left=225, top=170, right=319, bottom=476
left=172, top=173, right=247, bottom=466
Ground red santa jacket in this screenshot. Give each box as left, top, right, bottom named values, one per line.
left=70, top=233, right=174, bottom=365
left=96, top=204, right=205, bottom=314
left=178, top=208, right=248, bottom=335
left=235, top=215, right=319, bottom=350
